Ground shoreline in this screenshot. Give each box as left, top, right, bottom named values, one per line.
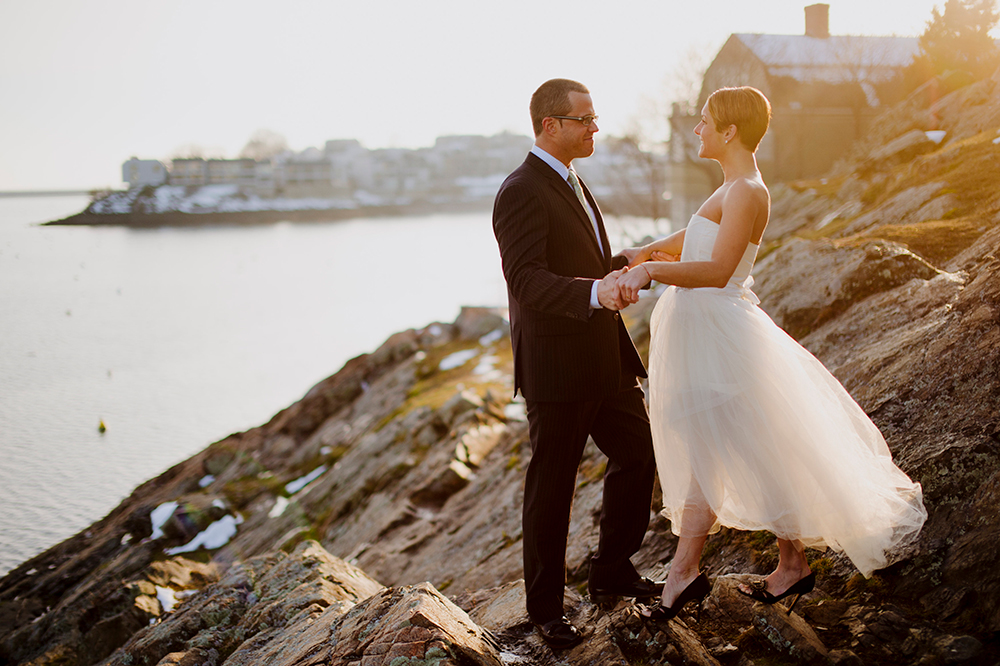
left=42, top=198, right=494, bottom=227
left=0, top=190, right=92, bottom=198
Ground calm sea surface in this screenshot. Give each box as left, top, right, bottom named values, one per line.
left=0, top=195, right=664, bottom=575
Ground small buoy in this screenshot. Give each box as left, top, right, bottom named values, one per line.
left=98, top=419, right=107, bottom=434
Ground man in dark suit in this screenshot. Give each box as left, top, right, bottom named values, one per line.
left=492, top=78, right=660, bottom=649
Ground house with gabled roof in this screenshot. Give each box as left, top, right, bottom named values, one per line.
left=669, top=3, right=919, bottom=225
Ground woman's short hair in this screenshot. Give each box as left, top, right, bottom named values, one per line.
left=530, top=79, right=590, bottom=137
left=707, top=87, right=772, bottom=152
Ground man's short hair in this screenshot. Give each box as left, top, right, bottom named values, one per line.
left=707, top=86, right=772, bottom=152
left=530, top=79, right=590, bottom=137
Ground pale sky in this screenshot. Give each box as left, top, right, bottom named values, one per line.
left=0, top=0, right=985, bottom=191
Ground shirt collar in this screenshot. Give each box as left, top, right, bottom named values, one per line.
left=530, top=144, right=570, bottom=181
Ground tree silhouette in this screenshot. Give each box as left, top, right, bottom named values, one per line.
left=239, top=129, right=289, bottom=162
left=910, top=0, right=1000, bottom=83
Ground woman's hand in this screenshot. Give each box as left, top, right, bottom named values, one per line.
left=616, top=263, right=650, bottom=305
left=651, top=250, right=679, bottom=262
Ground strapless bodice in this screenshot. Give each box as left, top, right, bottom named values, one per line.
left=679, top=215, right=759, bottom=302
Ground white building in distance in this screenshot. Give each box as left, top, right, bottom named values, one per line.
left=122, top=158, right=167, bottom=189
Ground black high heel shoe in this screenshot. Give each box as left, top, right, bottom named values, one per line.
left=738, top=572, right=816, bottom=614
left=640, top=572, right=711, bottom=622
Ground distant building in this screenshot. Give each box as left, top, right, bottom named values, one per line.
left=144, top=131, right=535, bottom=204
left=169, top=157, right=260, bottom=191
left=325, top=139, right=369, bottom=197
left=280, top=147, right=336, bottom=198
left=426, top=133, right=532, bottom=200
left=122, top=158, right=167, bottom=189
left=670, top=3, right=919, bottom=223
left=206, top=158, right=256, bottom=188
left=169, top=158, right=208, bottom=186
left=254, top=159, right=277, bottom=198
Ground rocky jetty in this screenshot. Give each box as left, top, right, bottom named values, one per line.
left=3, top=70, right=1000, bottom=665
left=43, top=184, right=492, bottom=227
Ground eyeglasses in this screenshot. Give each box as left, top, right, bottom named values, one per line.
left=549, top=114, right=599, bottom=127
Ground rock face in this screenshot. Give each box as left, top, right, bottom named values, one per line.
left=753, top=237, right=943, bottom=339
left=3, top=71, right=1000, bottom=665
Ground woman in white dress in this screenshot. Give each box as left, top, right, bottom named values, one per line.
left=615, top=87, right=926, bottom=620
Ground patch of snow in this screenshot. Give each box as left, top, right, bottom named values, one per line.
left=164, top=514, right=243, bottom=555
left=198, top=474, right=215, bottom=488
left=269, top=496, right=290, bottom=518
left=416, top=507, right=437, bottom=521
left=473, top=354, right=503, bottom=381
left=473, top=354, right=497, bottom=371
left=320, top=446, right=333, bottom=456
left=152, top=185, right=186, bottom=213
left=90, top=188, right=143, bottom=214
left=478, top=329, right=504, bottom=346
left=925, top=130, right=947, bottom=144
left=156, top=586, right=178, bottom=613
left=94, top=184, right=373, bottom=215
left=285, top=465, right=328, bottom=494
left=149, top=501, right=179, bottom=540
left=439, top=349, right=479, bottom=371
left=184, top=184, right=239, bottom=210
left=354, top=190, right=389, bottom=206
left=211, top=499, right=227, bottom=510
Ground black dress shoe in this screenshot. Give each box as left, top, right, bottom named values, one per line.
left=590, top=576, right=666, bottom=609
left=532, top=616, right=583, bottom=649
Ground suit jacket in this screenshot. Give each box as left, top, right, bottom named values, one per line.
left=493, top=152, right=647, bottom=402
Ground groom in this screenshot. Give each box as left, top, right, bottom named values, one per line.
left=492, top=78, right=660, bottom=649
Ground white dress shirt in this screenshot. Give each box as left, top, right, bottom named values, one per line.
left=530, top=145, right=604, bottom=310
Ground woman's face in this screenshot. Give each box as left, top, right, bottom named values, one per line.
left=694, top=102, right=726, bottom=159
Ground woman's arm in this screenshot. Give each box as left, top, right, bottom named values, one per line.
left=621, top=228, right=686, bottom=267
left=617, top=181, right=762, bottom=303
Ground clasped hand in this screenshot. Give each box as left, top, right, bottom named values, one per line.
left=598, top=250, right=679, bottom=311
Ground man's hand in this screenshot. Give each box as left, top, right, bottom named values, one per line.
left=598, top=268, right=628, bottom=311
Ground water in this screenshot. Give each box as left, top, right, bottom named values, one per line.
left=0, top=196, right=666, bottom=576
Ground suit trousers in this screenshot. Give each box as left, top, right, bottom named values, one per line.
left=522, top=382, right=656, bottom=622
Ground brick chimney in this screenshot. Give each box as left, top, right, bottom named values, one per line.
left=805, top=3, right=830, bottom=38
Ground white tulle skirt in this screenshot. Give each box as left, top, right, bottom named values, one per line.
left=648, top=283, right=926, bottom=576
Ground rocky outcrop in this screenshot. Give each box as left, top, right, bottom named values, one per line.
left=4, top=70, right=1000, bottom=665
left=753, top=237, right=945, bottom=339
left=44, top=188, right=492, bottom=227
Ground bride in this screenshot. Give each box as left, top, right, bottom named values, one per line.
left=615, top=86, right=926, bottom=619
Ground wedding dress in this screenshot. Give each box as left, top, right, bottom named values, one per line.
left=648, top=215, right=926, bottom=576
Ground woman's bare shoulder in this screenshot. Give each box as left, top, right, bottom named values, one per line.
left=724, top=176, right=768, bottom=209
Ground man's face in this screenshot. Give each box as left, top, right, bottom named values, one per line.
left=552, top=91, right=599, bottom=162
